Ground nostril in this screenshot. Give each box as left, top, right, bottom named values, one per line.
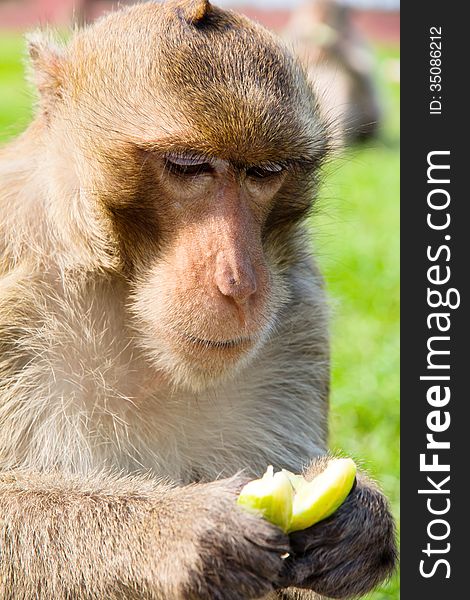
left=215, top=269, right=257, bottom=304
left=215, top=251, right=257, bottom=304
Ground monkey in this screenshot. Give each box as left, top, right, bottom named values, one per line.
left=0, top=1, right=396, bottom=598
left=283, top=0, right=382, bottom=144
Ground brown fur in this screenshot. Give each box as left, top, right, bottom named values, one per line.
left=0, top=1, right=395, bottom=598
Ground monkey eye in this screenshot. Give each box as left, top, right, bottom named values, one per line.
left=164, top=153, right=213, bottom=176
left=246, top=163, right=285, bottom=180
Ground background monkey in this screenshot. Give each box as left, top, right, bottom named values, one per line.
left=283, top=0, right=382, bottom=145
left=0, top=0, right=396, bottom=598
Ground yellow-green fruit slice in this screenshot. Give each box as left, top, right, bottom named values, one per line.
left=288, top=458, right=357, bottom=532
left=237, top=466, right=294, bottom=532
left=281, top=469, right=306, bottom=493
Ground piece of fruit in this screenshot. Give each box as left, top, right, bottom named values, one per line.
left=237, top=465, right=294, bottom=532
left=289, top=458, right=357, bottom=532
left=238, top=459, right=357, bottom=533
left=281, top=469, right=305, bottom=493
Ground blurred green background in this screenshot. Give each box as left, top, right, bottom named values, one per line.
left=0, top=32, right=399, bottom=600
left=314, top=46, right=400, bottom=599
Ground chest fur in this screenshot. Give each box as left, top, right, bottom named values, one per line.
left=0, top=277, right=327, bottom=479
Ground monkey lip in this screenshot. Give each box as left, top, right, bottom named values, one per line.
left=179, top=332, right=252, bottom=350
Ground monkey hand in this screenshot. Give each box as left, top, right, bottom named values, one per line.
left=171, top=476, right=290, bottom=600
left=276, top=459, right=397, bottom=599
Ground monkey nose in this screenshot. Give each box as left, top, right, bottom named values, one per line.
left=215, top=256, right=257, bottom=304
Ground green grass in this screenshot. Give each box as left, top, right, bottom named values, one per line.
left=313, top=46, right=400, bottom=599
left=0, top=33, right=34, bottom=142
left=1, top=33, right=399, bottom=599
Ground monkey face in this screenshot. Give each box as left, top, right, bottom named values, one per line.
left=33, top=1, right=329, bottom=390
left=129, top=153, right=293, bottom=390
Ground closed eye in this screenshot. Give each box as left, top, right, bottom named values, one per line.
left=246, top=163, right=285, bottom=179
left=164, top=153, right=213, bottom=176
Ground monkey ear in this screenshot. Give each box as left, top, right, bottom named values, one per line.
left=171, top=0, right=212, bottom=24
left=26, top=32, right=65, bottom=110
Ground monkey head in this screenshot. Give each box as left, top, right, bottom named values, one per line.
left=28, top=0, right=329, bottom=390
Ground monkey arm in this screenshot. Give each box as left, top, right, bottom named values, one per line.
left=0, top=470, right=289, bottom=600
left=275, top=456, right=397, bottom=599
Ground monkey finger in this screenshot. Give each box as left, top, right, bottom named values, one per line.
left=240, top=512, right=290, bottom=555
left=278, top=547, right=396, bottom=598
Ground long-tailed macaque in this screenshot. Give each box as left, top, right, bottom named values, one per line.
left=284, top=0, right=382, bottom=144
left=0, top=1, right=396, bottom=598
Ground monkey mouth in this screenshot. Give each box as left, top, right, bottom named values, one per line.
left=179, top=332, right=252, bottom=350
